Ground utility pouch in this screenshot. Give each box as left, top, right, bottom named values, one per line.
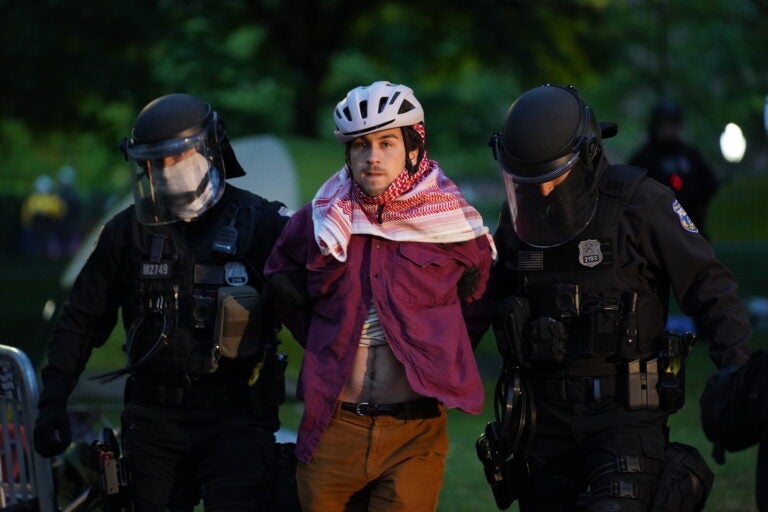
left=617, top=292, right=640, bottom=361
left=657, top=331, right=694, bottom=413
left=588, top=297, right=622, bottom=357
left=476, top=421, right=526, bottom=510
left=492, top=296, right=531, bottom=368
left=214, top=285, right=262, bottom=359
left=249, top=352, right=288, bottom=416
left=624, top=359, right=660, bottom=410
left=525, top=317, right=567, bottom=363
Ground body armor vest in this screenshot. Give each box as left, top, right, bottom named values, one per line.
left=121, top=188, right=272, bottom=380
left=498, top=165, right=668, bottom=368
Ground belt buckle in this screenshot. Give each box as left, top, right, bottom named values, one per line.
left=354, top=402, right=372, bottom=416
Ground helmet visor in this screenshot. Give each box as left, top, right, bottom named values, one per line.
left=127, top=132, right=224, bottom=225
left=502, top=163, right=597, bottom=248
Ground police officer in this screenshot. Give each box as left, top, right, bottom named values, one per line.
left=33, top=93, right=295, bottom=510
left=483, top=84, right=752, bottom=511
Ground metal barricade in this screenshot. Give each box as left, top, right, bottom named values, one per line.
left=0, top=344, right=55, bottom=511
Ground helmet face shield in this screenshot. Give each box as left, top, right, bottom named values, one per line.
left=127, top=130, right=224, bottom=225
left=501, top=162, right=598, bottom=248
left=490, top=84, right=606, bottom=247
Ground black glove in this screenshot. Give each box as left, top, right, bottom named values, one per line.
left=457, top=266, right=481, bottom=300
left=33, top=376, right=72, bottom=457
left=264, top=271, right=309, bottom=312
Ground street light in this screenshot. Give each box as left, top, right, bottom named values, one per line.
left=719, top=122, right=746, bottom=163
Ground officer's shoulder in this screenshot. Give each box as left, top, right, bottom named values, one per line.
left=228, top=186, right=292, bottom=217
left=609, top=166, right=675, bottom=215
left=599, top=164, right=647, bottom=201
left=103, top=205, right=134, bottom=231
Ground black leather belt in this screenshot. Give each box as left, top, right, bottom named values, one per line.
left=340, top=398, right=441, bottom=420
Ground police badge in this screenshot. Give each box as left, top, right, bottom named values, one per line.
left=578, top=239, right=603, bottom=268
left=224, top=261, right=249, bottom=286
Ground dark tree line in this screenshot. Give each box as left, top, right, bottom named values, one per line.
left=1, top=0, right=766, bottom=183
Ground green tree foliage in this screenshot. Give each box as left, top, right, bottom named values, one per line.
left=0, top=0, right=766, bottom=193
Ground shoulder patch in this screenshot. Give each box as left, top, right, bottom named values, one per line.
left=672, top=199, right=699, bottom=233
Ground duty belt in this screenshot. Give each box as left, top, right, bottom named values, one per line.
left=531, top=375, right=618, bottom=403
left=128, top=375, right=249, bottom=409
left=340, top=398, right=441, bottom=420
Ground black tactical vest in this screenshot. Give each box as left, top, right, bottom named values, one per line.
left=497, top=165, right=668, bottom=366
left=121, top=188, right=274, bottom=380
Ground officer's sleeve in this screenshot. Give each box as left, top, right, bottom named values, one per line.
left=630, top=180, right=751, bottom=369
left=488, top=203, right=515, bottom=302
left=40, top=210, right=128, bottom=393
left=454, top=233, right=494, bottom=347
left=264, top=205, right=312, bottom=345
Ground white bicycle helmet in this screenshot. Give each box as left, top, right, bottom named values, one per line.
left=333, top=81, right=424, bottom=143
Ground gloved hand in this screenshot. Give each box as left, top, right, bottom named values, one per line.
left=33, top=405, right=71, bottom=457
left=457, top=266, right=481, bottom=300
left=33, top=376, right=72, bottom=457
left=264, top=271, right=309, bottom=312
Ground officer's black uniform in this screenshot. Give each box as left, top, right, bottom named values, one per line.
left=483, top=85, right=751, bottom=512
left=33, top=94, right=294, bottom=511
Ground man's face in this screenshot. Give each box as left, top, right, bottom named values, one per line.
left=538, top=169, right=572, bottom=197
left=348, top=127, right=419, bottom=197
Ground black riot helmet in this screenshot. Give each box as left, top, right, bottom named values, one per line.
left=120, top=93, right=245, bottom=225
left=489, top=84, right=611, bottom=248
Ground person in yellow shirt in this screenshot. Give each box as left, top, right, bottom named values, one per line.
left=20, top=174, right=67, bottom=259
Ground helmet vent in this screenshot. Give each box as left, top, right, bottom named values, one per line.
left=377, top=97, right=388, bottom=114
left=359, top=100, right=368, bottom=119
left=398, top=100, right=415, bottom=114
left=389, top=91, right=401, bottom=105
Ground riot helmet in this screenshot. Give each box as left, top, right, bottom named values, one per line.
left=121, top=93, right=245, bottom=225
left=490, top=84, right=606, bottom=247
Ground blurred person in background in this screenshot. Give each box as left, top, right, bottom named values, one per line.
left=629, top=99, right=720, bottom=239
left=20, top=173, right=67, bottom=260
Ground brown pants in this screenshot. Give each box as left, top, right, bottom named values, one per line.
left=297, top=402, right=448, bottom=511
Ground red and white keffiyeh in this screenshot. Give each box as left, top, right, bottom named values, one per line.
left=312, top=155, right=494, bottom=262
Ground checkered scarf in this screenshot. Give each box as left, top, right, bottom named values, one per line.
left=312, top=125, right=494, bottom=261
